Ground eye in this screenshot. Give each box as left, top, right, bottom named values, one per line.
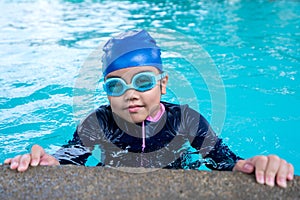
left=135, top=75, right=153, bottom=88
left=107, top=80, right=124, bottom=93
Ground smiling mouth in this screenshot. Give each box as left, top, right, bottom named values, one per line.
left=127, top=105, right=143, bottom=113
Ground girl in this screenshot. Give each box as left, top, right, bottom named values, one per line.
left=5, top=30, right=294, bottom=188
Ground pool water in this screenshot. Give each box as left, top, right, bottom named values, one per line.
left=0, top=0, right=299, bottom=175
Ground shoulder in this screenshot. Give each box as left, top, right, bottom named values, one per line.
left=161, top=101, right=209, bottom=127
left=85, top=104, right=111, bottom=119
left=95, top=104, right=112, bottom=118
left=162, top=101, right=199, bottom=116
left=76, top=104, right=112, bottom=146
left=78, top=104, right=112, bottom=130
left=161, top=101, right=189, bottom=112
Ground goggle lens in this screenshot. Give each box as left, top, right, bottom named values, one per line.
left=106, top=79, right=124, bottom=94
left=134, top=73, right=154, bottom=90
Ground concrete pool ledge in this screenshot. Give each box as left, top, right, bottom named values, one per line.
left=0, top=165, right=299, bottom=200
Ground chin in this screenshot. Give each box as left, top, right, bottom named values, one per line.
left=126, top=115, right=147, bottom=124
left=128, top=118, right=145, bottom=124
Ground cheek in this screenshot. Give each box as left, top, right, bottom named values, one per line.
left=108, top=97, right=122, bottom=112
left=144, top=87, right=161, bottom=103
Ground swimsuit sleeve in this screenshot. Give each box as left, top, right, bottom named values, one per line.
left=202, top=138, right=243, bottom=171
left=52, top=129, right=93, bottom=165
left=185, top=106, right=243, bottom=171
left=52, top=108, right=108, bottom=166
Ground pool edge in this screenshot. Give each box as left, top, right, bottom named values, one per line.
left=0, top=165, right=299, bottom=199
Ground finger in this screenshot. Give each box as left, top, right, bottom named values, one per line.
left=287, top=163, right=294, bottom=181
left=17, top=154, right=32, bottom=172
left=265, top=155, right=281, bottom=187
left=276, top=159, right=289, bottom=188
left=252, top=156, right=268, bottom=185
left=10, top=155, right=21, bottom=170
left=4, top=158, right=12, bottom=165
left=30, top=145, right=45, bottom=166
left=39, top=154, right=60, bottom=166
left=233, top=160, right=254, bottom=174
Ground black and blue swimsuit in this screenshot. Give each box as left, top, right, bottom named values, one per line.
left=53, top=102, right=242, bottom=171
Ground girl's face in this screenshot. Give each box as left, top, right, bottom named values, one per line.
left=106, top=66, right=168, bottom=123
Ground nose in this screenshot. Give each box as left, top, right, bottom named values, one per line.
left=123, top=89, right=140, bottom=101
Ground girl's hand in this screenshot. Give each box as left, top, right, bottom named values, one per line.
left=4, top=144, right=60, bottom=172
left=233, top=155, right=294, bottom=188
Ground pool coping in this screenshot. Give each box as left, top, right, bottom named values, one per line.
left=0, top=165, right=299, bottom=200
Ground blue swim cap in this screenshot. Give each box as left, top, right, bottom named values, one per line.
left=102, top=30, right=163, bottom=77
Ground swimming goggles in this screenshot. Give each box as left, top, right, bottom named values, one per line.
left=103, top=71, right=166, bottom=97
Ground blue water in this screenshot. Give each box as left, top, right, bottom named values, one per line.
left=0, top=0, right=299, bottom=175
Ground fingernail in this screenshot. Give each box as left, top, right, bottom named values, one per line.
left=278, top=178, right=287, bottom=188
left=266, top=176, right=275, bottom=187
left=18, top=165, right=26, bottom=172
left=257, top=175, right=264, bottom=184
left=10, top=161, right=18, bottom=169
left=288, top=173, right=294, bottom=180
left=31, top=159, right=38, bottom=166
